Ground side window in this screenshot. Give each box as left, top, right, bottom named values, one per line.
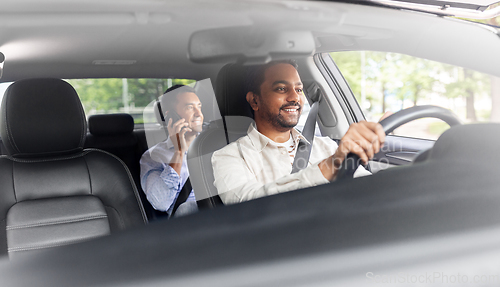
left=330, top=51, right=499, bottom=140
left=0, top=82, right=10, bottom=154
left=67, top=78, right=196, bottom=125
left=0, top=82, right=13, bottom=105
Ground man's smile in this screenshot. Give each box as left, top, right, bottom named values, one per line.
left=280, top=104, right=301, bottom=115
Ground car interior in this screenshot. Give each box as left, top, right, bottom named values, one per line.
left=1, top=0, right=500, bottom=285
left=0, top=78, right=147, bottom=259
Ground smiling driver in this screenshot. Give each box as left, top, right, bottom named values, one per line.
left=212, top=60, right=385, bottom=204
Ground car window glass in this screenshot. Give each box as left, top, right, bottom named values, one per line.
left=66, top=78, right=196, bottom=125
left=0, top=79, right=198, bottom=125
left=331, top=51, right=500, bottom=140
left=0, top=82, right=12, bottom=106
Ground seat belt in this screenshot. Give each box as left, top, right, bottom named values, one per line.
left=170, top=178, right=192, bottom=217
left=291, top=101, right=319, bottom=174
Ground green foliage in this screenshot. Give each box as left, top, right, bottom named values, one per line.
left=67, top=78, right=195, bottom=115
left=330, top=51, right=491, bottom=121
left=331, top=51, right=362, bottom=98
left=68, top=79, right=123, bottom=113
left=443, top=67, right=489, bottom=99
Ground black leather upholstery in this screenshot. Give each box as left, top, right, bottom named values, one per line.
left=1, top=78, right=86, bottom=158
left=85, top=113, right=156, bottom=220
left=0, top=78, right=147, bottom=259
left=85, top=114, right=138, bottom=176
left=188, top=64, right=254, bottom=209
left=88, top=113, right=134, bottom=136
left=7, top=196, right=110, bottom=254
left=214, top=63, right=254, bottom=119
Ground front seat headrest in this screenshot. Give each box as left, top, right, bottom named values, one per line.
left=0, top=78, right=87, bottom=158
left=215, top=63, right=254, bottom=119
left=88, top=113, right=134, bottom=136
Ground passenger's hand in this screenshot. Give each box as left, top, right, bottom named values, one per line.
left=319, top=121, right=385, bottom=181
left=167, top=116, right=192, bottom=153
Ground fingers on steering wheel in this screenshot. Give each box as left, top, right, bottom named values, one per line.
left=367, top=122, right=385, bottom=144
left=342, top=138, right=369, bottom=165
left=356, top=122, right=385, bottom=153
left=357, top=124, right=382, bottom=155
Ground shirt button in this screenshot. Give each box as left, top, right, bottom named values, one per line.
left=281, top=151, right=286, bottom=155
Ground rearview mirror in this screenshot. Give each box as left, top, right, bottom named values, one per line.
left=188, top=27, right=316, bottom=64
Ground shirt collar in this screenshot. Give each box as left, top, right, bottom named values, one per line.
left=247, top=123, right=310, bottom=152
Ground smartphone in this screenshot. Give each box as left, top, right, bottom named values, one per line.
left=164, top=110, right=183, bottom=126
left=156, top=100, right=182, bottom=126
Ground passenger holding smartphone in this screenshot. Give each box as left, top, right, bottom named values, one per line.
left=140, top=85, right=204, bottom=217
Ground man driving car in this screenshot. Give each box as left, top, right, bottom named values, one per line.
left=212, top=60, right=385, bottom=205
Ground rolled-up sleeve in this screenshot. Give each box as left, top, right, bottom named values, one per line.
left=140, top=155, right=181, bottom=213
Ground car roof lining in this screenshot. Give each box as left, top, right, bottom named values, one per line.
left=0, top=1, right=499, bottom=82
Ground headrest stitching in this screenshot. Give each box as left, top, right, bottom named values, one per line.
left=0, top=151, right=87, bottom=163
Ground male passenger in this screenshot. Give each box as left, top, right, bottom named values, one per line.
left=140, top=85, right=203, bottom=216
left=212, top=60, right=385, bottom=205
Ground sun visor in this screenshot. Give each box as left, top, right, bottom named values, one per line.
left=188, top=27, right=316, bottom=64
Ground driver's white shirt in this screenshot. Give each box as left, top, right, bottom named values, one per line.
left=212, top=123, right=370, bottom=205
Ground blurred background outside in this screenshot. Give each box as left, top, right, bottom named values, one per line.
left=331, top=51, right=500, bottom=140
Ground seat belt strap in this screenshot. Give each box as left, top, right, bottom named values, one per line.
left=291, top=101, right=319, bottom=174
left=170, top=178, right=192, bottom=217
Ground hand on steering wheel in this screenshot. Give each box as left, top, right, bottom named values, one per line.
left=335, top=105, right=462, bottom=181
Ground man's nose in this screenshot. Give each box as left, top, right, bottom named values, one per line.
left=287, top=89, right=300, bottom=102
left=194, top=106, right=202, bottom=117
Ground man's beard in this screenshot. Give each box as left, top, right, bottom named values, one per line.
left=262, top=102, right=302, bottom=131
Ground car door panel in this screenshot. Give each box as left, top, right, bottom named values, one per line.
left=370, top=135, right=435, bottom=173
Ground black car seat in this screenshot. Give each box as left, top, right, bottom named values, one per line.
left=85, top=113, right=156, bottom=220
left=0, top=78, right=147, bottom=259
left=187, top=63, right=254, bottom=209
left=86, top=114, right=139, bottom=180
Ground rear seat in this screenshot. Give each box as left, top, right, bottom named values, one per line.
left=84, top=113, right=156, bottom=220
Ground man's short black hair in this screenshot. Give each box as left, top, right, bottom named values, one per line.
left=245, top=59, right=298, bottom=96
left=160, top=84, right=196, bottom=112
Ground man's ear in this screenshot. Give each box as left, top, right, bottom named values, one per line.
left=246, top=92, right=259, bottom=111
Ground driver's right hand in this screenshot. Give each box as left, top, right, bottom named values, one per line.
left=319, top=121, right=385, bottom=181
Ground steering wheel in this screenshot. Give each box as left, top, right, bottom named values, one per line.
left=336, top=105, right=462, bottom=180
